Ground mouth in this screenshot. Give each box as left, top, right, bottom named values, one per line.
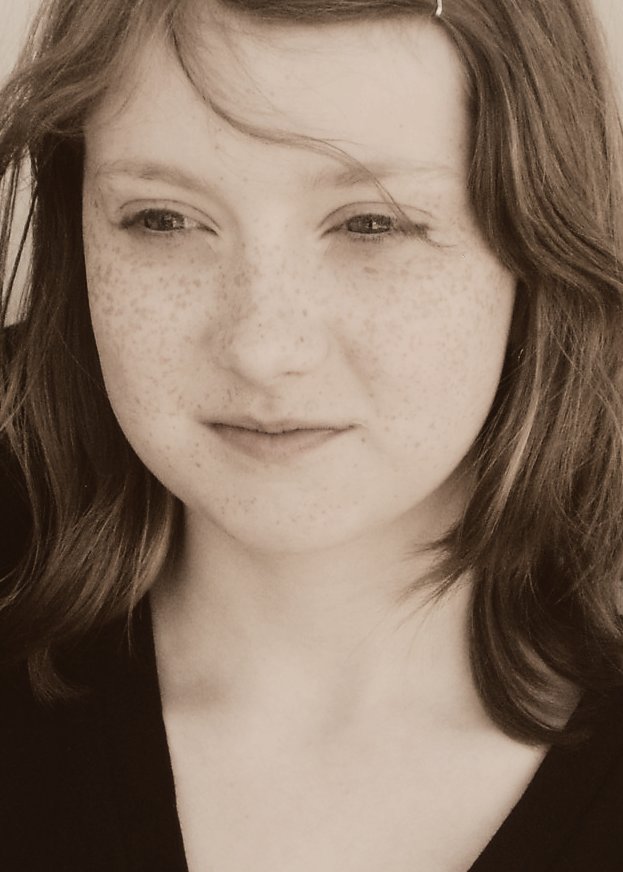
left=210, top=421, right=351, bottom=461
left=212, top=416, right=350, bottom=435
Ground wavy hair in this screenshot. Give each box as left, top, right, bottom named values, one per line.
left=1, top=0, right=623, bottom=743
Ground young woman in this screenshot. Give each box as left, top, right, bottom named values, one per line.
left=1, top=0, right=622, bottom=869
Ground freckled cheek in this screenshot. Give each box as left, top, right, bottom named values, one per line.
left=83, top=231, right=212, bottom=408
left=343, top=259, right=514, bottom=404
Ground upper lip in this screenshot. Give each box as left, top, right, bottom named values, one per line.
left=212, top=416, right=351, bottom=434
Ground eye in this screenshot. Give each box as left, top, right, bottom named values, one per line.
left=120, top=208, right=209, bottom=236
left=335, top=211, right=430, bottom=246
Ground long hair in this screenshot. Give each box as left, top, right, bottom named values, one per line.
left=1, top=0, right=622, bottom=743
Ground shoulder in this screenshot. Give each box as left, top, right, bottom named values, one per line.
left=552, top=685, right=623, bottom=869
left=0, top=596, right=157, bottom=754
left=0, top=601, right=181, bottom=871
left=534, top=686, right=623, bottom=869
left=0, top=614, right=141, bottom=870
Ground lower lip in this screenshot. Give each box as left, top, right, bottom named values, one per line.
left=211, top=424, right=346, bottom=462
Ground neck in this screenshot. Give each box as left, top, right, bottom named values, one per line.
left=151, top=510, right=486, bottom=738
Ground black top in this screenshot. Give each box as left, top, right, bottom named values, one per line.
left=1, top=599, right=623, bottom=871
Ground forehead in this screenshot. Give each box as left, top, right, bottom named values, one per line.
left=84, top=14, right=470, bottom=188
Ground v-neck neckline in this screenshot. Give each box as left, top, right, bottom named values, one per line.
left=99, top=597, right=623, bottom=872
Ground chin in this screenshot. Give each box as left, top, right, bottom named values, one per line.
left=185, top=495, right=384, bottom=557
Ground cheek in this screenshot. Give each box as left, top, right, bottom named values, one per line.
left=83, top=218, right=209, bottom=416
left=344, top=251, right=515, bottom=438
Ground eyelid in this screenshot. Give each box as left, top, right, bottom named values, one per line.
left=326, top=196, right=430, bottom=216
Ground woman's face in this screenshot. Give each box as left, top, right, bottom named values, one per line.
left=82, top=13, right=516, bottom=554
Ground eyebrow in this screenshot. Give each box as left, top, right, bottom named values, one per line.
left=309, top=160, right=456, bottom=188
left=94, top=158, right=456, bottom=193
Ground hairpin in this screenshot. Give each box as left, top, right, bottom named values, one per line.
left=435, top=0, right=443, bottom=17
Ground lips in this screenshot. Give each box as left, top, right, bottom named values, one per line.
left=210, top=421, right=350, bottom=462
left=212, top=416, right=349, bottom=435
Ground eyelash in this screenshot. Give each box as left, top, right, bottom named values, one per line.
left=119, top=208, right=431, bottom=246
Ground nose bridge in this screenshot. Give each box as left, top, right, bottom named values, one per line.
left=238, top=237, right=300, bottom=315
left=215, top=237, right=329, bottom=383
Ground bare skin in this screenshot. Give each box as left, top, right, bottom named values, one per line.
left=154, top=573, right=546, bottom=872
left=82, top=9, right=548, bottom=871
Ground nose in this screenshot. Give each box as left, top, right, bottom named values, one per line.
left=213, top=252, right=330, bottom=386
